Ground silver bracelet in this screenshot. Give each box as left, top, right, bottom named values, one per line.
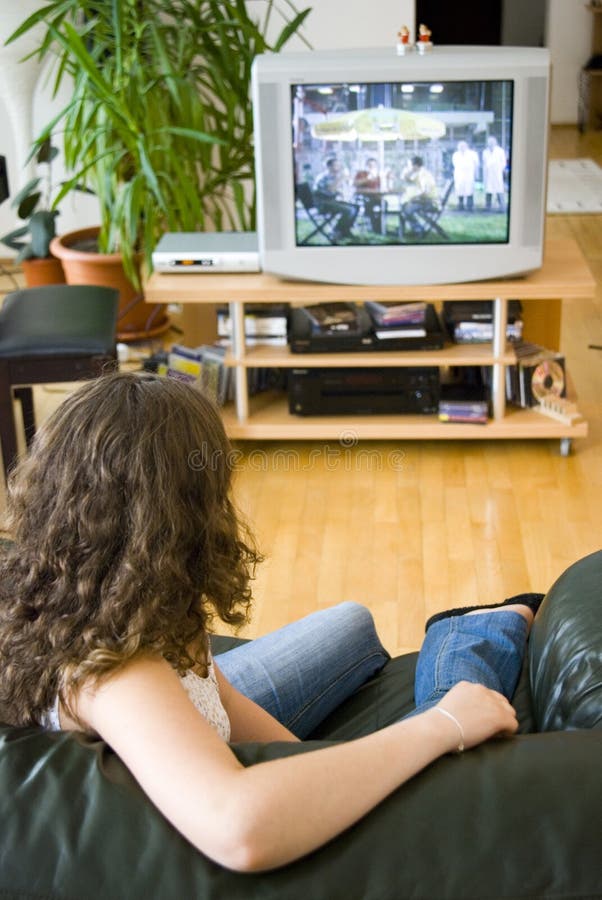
left=433, top=707, right=465, bottom=753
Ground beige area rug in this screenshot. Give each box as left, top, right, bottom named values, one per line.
left=547, top=158, right=602, bottom=214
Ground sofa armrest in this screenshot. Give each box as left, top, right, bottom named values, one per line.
left=529, top=549, right=602, bottom=731
left=1, top=721, right=600, bottom=899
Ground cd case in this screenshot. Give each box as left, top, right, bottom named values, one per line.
left=506, top=343, right=566, bottom=408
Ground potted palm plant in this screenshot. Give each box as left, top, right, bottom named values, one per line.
left=7, top=0, right=311, bottom=338
left=0, top=138, right=65, bottom=286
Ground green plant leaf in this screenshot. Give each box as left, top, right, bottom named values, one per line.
left=36, top=138, right=54, bottom=164
left=0, top=225, right=29, bottom=252
left=272, top=7, right=312, bottom=51
left=11, top=178, right=41, bottom=210
left=5, top=0, right=69, bottom=48
left=29, top=210, right=59, bottom=257
left=163, top=126, right=225, bottom=145
left=11, top=0, right=312, bottom=278
left=17, top=193, right=42, bottom=219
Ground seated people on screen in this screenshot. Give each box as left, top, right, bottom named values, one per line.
left=452, top=140, right=479, bottom=211
left=314, top=157, right=359, bottom=241
left=353, top=157, right=382, bottom=233
left=296, top=116, right=312, bottom=150
left=482, top=136, right=507, bottom=211
left=301, top=162, right=314, bottom=185
left=399, top=156, right=439, bottom=234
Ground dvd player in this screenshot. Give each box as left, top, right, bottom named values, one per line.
left=152, top=231, right=260, bottom=273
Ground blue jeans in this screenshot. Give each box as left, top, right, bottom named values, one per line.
left=215, top=604, right=528, bottom=738
left=216, top=602, right=389, bottom=738
left=413, top=611, right=529, bottom=715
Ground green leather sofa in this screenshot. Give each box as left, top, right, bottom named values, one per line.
left=1, top=550, right=601, bottom=899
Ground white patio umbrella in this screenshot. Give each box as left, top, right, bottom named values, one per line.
left=311, top=107, right=446, bottom=143
left=312, top=106, right=445, bottom=188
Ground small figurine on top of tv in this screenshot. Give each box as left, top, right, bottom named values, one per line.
left=417, top=23, right=433, bottom=55
left=396, top=25, right=412, bottom=55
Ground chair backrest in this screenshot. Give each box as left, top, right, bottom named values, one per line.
left=295, top=182, right=315, bottom=212
left=439, top=179, right=454, bottom=209
left=0, top=285, right=119, bottom=356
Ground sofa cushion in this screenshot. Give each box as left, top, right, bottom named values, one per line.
left=529, top=549, right=602, bottom=731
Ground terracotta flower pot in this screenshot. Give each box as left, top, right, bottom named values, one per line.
left=21, top=254, right=66, bottom=287
left=49, top=226, right=170, bottom=342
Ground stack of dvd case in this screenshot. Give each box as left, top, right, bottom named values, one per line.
left=438, top=367, right=490, bottom=423
left=162, top=344, right=231, bottom=405
left=216, top=303, right=288, bottom=347
left=442, top=300, right=523, bottom=343
left=438, top=384, right=489, bottom=424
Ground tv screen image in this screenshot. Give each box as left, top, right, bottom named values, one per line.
left=292, top=78, right=513, bottom=248
left=253, top=46, right=550, bottom=285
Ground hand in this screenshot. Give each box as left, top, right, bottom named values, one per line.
left=431, top=681, right=518, bottom=752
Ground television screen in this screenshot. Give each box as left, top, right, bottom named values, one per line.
left=292, top=79, right=513, bottom=248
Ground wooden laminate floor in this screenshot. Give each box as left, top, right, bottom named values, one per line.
left=1, top=126, right=601, bottom=653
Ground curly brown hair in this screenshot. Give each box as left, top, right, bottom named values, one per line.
left=0, top=372, right=261, bottom=727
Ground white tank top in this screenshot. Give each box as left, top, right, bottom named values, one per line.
left=41, top=651, right=231, bottom=741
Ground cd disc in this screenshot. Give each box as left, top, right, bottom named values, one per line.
left=531, top=360, right=565, bottom=401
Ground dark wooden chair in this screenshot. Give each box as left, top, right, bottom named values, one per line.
left=0, top=284, right=119, bottom=483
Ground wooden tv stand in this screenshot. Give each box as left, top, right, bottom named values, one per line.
left=145, top=238, right=594, bottom=454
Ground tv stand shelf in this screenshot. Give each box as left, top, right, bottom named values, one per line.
left=145, top=238, right=594, bottom=453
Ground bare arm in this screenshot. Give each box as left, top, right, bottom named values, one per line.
left=76, top=656, right=518, bottom=873
left=213, top=661, right=299, bottom=743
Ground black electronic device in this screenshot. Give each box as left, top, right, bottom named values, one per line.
left=289, top=302, right=445, bottom=353
left=288, top=367, right=439, bottom=416
left=442, top=300, right=523, bottom=324
left=0, top=155, right=9, bottom=206
left=289, top=303, right=374, bottom=353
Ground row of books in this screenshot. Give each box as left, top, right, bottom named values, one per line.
left=215, top=300, right=524, bottom=346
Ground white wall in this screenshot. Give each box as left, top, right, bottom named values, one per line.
left=0, top=1, right=100, bottom=248
left=249, top=0, right=415, bottom=49
left=545, top=0, right=592, bottom=123
left=0, top=0, right=592, bottom=245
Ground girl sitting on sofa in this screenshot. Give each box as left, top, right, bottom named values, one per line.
left=0, top=372, right=543, bottom=873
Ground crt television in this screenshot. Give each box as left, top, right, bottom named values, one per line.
left=252, top=45, right=550, bottom=285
